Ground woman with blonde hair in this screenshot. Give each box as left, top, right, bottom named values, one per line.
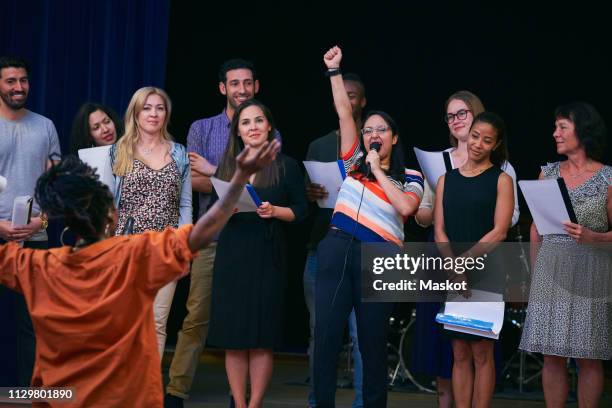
left=110, top=86, right=192, bottom=358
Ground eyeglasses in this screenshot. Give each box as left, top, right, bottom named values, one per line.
left=444, top=109, right=471, bottom=124
left=361, top=126, right=390, bottom=136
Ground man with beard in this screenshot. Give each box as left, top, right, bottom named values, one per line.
left=0, top=56, right=61, bottom=386
left=165, top=58, right=280, bottom=408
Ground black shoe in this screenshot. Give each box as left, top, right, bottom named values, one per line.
left=164, top=394, right=184, bottom=408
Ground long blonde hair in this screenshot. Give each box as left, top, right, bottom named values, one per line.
left=112, top=86, right=173, bottom=176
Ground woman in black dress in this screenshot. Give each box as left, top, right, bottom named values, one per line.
left=207, top=99, right=307, bottom=408
left=433, top=112, right=514, bottom=408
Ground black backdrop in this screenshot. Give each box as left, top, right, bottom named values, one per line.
left=2, top=0, right=611, bottom=353
left=163, top=1, right=611, bottom=349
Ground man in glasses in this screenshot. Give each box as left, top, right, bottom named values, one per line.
left=0, top=56, right=61, bottom=386
left=303, top=73, right=367, bottom=408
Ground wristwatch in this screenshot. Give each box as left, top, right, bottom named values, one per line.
left=39, top=213, right=48, bottom=230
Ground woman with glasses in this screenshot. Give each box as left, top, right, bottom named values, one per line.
left=415, top=91, right=519, bottom=228
left=434, top=111, right=514, bottom=408
left=412, top=91, right=519, bottom=407
left=313, top=46, right=423, bottom=408
left=520, top=102, right=611, bottom=408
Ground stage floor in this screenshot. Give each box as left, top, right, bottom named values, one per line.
left=161, top=350, right=612, bottom=408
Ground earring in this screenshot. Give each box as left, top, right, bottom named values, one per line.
left=60, top=226, right=70, bottom=246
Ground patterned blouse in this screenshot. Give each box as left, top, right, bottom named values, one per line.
left=115, top=159, right=181, bottom=235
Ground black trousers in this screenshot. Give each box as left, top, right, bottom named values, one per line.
left=0, top=239, right=46, bottom=386
left=313, top=230, right=393, bottom=408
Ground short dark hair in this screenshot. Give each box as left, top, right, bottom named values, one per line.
left=0, top=56, right=30, bottom=77
left=471, top=111, right=509, bottom=167
left=70, top=103, right=124, bottom=154
left=218, top=58, right=257, bottom=83
left=343, top=72, right=366, bottom=96
left=555, top=101, right=607, bottom=161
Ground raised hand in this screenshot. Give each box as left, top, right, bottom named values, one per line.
left=235, top=140, right=281, bottom=179
left=323, top=46, right=342, bottom=69
left=188, top=139, right=280, bottom=252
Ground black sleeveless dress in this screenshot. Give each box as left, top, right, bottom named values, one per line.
left=441, top=166, right=504, bottom=340
left=442, top=166, right=501, bottom=242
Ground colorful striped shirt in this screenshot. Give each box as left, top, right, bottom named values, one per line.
left=331, top=138, right=424, bottom=245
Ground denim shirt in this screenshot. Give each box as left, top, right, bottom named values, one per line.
left=109, top=142, right=192, bottom=226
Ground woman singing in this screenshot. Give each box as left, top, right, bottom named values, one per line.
left=313, top=46, right=423, bottom=408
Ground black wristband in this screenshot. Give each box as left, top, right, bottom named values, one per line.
left=325, top=68, right=342, bottom=77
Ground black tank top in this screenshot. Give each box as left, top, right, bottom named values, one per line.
left=442, top=166, right=502, bottom=242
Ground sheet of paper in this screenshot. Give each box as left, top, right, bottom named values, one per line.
left=11, top=196, right=32, bottom=227
left=211, top=177, right=258, bottom=213
left=518, top=179, right=573, bottom=235
left=437, top=290, right=505, bottom=340
left=413, top=148, right=449, bottom=190
left=78, top=145, right=114, bottom=190
left=303, top=160, right=345, bottom=209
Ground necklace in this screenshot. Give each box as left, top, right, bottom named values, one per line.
left=462, top=164, right=491, bottom=175
left=568, top=170, right=587, bottom=178
left=141, top=146, right=155, bottom=156
left=564, top=161, right=593, bottom=178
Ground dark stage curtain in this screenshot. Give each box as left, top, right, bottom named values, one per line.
left=0, top=0, right=170, bottom=386
left=0, top=0, right=171, bottom=153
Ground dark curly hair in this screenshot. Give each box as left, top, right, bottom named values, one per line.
left=69, top=102, right=123, bottom=153
left=555, top=101, right=607, bottom=161
left=35, top=155, right=114, bottom=243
